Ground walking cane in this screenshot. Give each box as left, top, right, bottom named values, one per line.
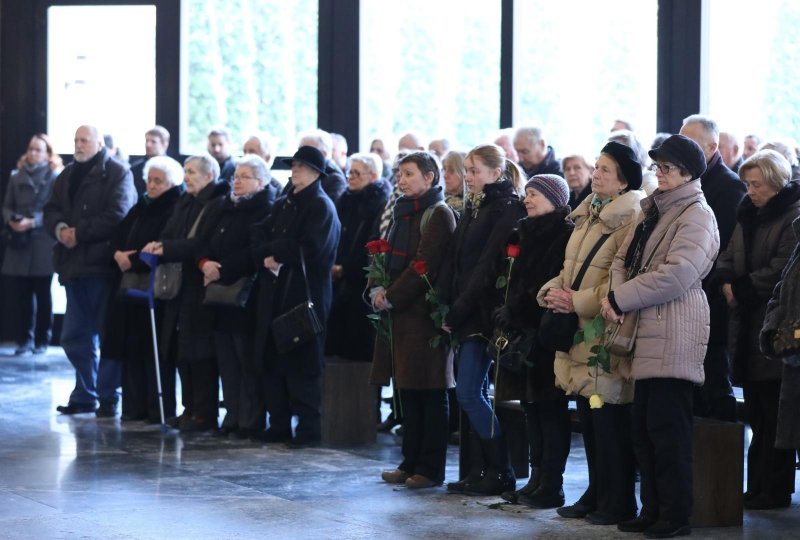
left=123, top=252, right=168, bottom=432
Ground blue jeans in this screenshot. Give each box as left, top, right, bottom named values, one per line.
left=455, top=338, right=501, bottom=439
left=61, top=277, right=114, bottom=406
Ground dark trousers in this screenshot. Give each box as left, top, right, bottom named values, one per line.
left=122, top=317, right=176, bottom=421
left=398, top=389, right=450, bottom=483
left=523, top=397, right=571, bottom=487
left=576, top=396, right=637, bottom=519
left=177, top=357, right=218, bottom=421
left=744, top=380, right=796, bottom=498
left=265, top=372, right=322, bottom=441
left=633, top=378, right=694, bottom=523
left=9, top=274, right=52, bottom=346
left=213, top=330, right=251, bottom=429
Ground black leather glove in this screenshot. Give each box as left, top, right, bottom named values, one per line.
left=492, top=306, right=513, bottom=331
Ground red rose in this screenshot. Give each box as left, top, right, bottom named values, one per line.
left=506, top=244, right=521, bottom=259
left=365, top=240, right=380, bottom=255
left=412, top=260, right=428, bottom=275
left=378, top=239, right=391, bottom=253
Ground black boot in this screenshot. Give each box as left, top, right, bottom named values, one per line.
left=501, top=467, right=540, bottom=504
left=519, top=481, right=565, bottom=509
left=447, top=428, right=485, bottom=492
left=465, top=435, right=516, bottom=495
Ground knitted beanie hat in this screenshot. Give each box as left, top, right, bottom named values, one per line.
left=525, top=174, right=570, bottom=209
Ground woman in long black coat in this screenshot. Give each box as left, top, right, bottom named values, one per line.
left=142, top=154, right=230, bottom=432
left=197, top=154, right=276, bottom=437
left=326, top=152, right=390, bottom=362
left=103, top=156, right=184, bottom=422
left=251, top=146, right=341, bottom=447
left=493, top=174, right=574, bottom=508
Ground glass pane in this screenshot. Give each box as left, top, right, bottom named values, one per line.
left=48, top=6, right=156, bottom=154
left=705, top=0, right=800, bottom=140
left=182, top=0, right=318, bottom=156
left=360, top=0, right=501, bottom=151
left=514, top=1, right=658, bottom=157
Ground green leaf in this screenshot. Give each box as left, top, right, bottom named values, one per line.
left=591, top=314, right=606, bottom=335
left=495, top=276, right=507, bottom=289
left=367, top=314, right=381, bottom=321
left=429, top=334, right=442, bottom=348
left=587, top=355, right=598, bottom=368
left=590, top=344, right=603, bottom=354
left=573, top=330, right=585, bottom=345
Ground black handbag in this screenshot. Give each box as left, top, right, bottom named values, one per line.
left=203, top=275, right=256, bottom=308
left=271, top=248, right=323, bottom=355
left=117, top=271, right=150, bottom=300
left=486, top=327, right=538, bottom=375
left=538, top=233, right=611, bottom=353
left=153, top=262, right=182, bottom=300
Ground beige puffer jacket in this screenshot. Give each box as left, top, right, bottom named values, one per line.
left=537, top=190, right=643, bottom=403
left=609, top=180, right=720, bottom=384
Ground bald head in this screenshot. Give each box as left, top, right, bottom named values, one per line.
left=718, top=132, right=741, bottom=169
left=398, top=132, right=424, bottom=151
left=74, top=125, right=103, bottom=163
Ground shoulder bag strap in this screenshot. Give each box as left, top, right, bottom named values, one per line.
left=570, top=233, right=611, bottom=289
left=187, top=203, right=210, bottom=239
left=638, top=201, right=699, bottom=274
left=299, top=247, right=313, bottom=305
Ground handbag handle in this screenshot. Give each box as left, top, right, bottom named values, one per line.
left=299, top=247, right=313, bottom=306
left=570, top=233, right=611, bottom=290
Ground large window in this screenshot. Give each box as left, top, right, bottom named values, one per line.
left=47, top=5, right=156, bottom=154
left=181, top=0, right=318, bottom=155
left=704, top=0, right=800, bottom=141
left=514, top=1, right=658, bottom=158
left=360, top=0, right=501, bottom=152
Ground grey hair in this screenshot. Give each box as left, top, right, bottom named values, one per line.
left=514, top=126, right=543, bottom=146
left=235, top=154, right=269, bottom=184
left=760, top=140, right=799, bottom=167
left=184, top=154, right=220, bottom=179
left=244, top=132, right=275, bottom=167
left=298, top=128, right=333, bottom=155
left=682, top=114, right=720, bottom=142
left=143, top=156, right=184, bottom=186
left=146, top=125, right=170, bottom=145
left=348, top=152, right=382, bottom=177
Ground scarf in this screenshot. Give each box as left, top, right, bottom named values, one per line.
left=588, top=193, right=613, bottom=223
left=385, top=186, right=444, bottom=272
left=230, top=188, right=261, bottom=205
left=465, top=190, right=487, bottom=218
left=624, top=202, right=660, bottom=276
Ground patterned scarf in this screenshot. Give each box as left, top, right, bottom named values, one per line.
left=230, top=188, right=261, bottom=205
left=624, top=203, right=660, bottom=277
left=385, top=186, right=444, bottom=272
left=588, top=194, right=613, bottom=223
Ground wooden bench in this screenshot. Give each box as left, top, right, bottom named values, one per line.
left=691, top=417, right=744, bottom=528
left=321, top=356, right=376, bottom=446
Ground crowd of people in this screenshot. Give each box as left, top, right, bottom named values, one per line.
left=3, top=115, right=800, bottom=538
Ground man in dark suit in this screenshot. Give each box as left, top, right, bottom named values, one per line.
left=680, top=114, right=747, bottom=421
left=208, top=127, right=236, bottom=184
left=129, top=125, right=170, bottom=197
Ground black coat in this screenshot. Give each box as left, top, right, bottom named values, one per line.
left=568, top=183, right=593, bottom=211
left=325, top=180, right=390, bottom=361
left=197, top=188, right=276, bottom=333
left=129, top=158, right=146, bottom=198
left=218, top=156, right=236, bottom=184
left=252, top=179, right=341, bottom=376
left=522, top=146, right=563, bottom=177
left=43, top=148, right=137, bottom=282
left=102, top=184, right=184, bottom=360
left=158, top=180, right=230, bottom=361
left=440, top=180, right=526, bottom=339
left=495, top=207, right=574, bottom=402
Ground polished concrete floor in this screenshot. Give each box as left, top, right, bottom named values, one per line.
left=1, top=346, right=800, bottom=539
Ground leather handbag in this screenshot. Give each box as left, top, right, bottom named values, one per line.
left=203, top=275, right=256, bottom=308
left=153, top=262, right=182, bottom=300
left=486, top=327, right=538, bottom=375
left=271, top=248, right=323, bottom=354
left=538, top=233, right=611, bottom=353
left=117, top=271, right=150, bottom=300
left=604, top=201, right=700, bottom=356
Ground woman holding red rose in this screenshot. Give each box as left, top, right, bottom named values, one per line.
left=492, top=174, right=575, bottom=509
left=371, top=151, right=456, bottom=489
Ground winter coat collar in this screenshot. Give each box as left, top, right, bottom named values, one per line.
left=287, top=177, right=323, bottom=206
left=643, top=179, right=704, bottom=216
left=518, top=206, right=572, bottom=240
left=141, top=183, right=184, bottom=212
left=570, top=189, right=643, bottom=233
left=196, top=179, right=230, bottom=204
left=737, top=181, right=800, bottom=226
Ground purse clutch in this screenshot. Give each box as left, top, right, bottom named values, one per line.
left=203, top=275, right=256, bottom=308
left=154, top=262, right=182, bottom=300
left=604, top=310, right=640, bottom=356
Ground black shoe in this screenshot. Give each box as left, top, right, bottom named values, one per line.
left=618, top=514, right=657, bottom=532
left=644, top=520, right=691, bottom=538
left=120, top=413, right=147, bottom=422
left=557, top=501, right=594, bottom=519
left=218, top=425, right=237, bottom=437
left=464, top=436, right=516, bottom=496
left=14, top=343, right=33, bottom=356
left=56, top=402, right=96, bottom=415
left=179, top=416, right=217, bottom=433
left=744, top=493, right=792, bottom=510
left=287, top=435, right=321, bottom=449
left=519, top=485, right=565, bottom=509
left=377, top=416, right=399, bottom=432
left=32, top=345, right=48, bottom=355
left=95, top=402, right=118, bottom=418
left=166, top=414, right=188, bottom=429
left=501, top=470, right=540, bottom=504
left=586, top=510, right=633, bottom=526
left=250, top=428, right=292, bottom=443
left=447, top=470, right=485, bottom=493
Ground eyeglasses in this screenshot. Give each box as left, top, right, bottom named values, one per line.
left=648, top=162, right=679, bottom=174
left=233, top=175, right=260, bottom=182
left=347, top=170, right=363, bottom=178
